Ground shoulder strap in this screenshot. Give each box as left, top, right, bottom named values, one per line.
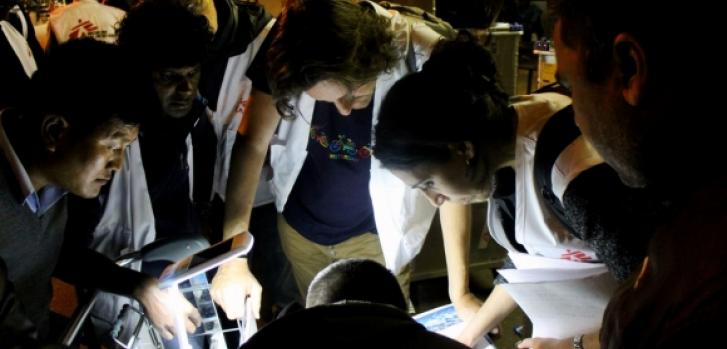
left=490, top=167, right=527, bottom=253
left=532, top=104, right=580, bottom=237
left=8, top=5, right=26, bottom=39
left=0, top=19, right=37, bottom=78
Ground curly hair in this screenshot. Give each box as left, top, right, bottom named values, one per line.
left=268, top=0, right=400, bottom=119
left=116, top=1, right=213, bottom=70
left=374, top=34, right=513, bottom=178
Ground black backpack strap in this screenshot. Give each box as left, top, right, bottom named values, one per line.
left=490, top=167, right=527, bottom=253
left=532, top=104, right=582, bottom=238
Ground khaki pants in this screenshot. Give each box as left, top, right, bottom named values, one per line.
left=277, top=214, right=411, bottom=302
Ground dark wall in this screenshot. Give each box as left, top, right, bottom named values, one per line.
left=394, top=0, right=435, bottom=12
left=435, top=0, right=502, bottom=29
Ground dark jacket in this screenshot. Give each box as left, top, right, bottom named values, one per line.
left=242, top=302, right=470, bottom=349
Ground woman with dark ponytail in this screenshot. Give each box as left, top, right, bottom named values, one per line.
left=375, top=36, right=656, bottom=348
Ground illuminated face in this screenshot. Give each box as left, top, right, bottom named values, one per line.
left=306, top=79, right=377, bottom=116
left=152, top=65, right=201, bottom=119
left=390, top=151, right=490, bottom=207
left=51, top=118, right=139, bottom=198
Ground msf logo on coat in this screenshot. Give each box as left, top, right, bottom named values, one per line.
left=67, top=19, right=115, bottom=41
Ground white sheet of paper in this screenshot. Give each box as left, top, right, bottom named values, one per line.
left=508, top=251, right=606, bottom=271
left=501, top=273, right=617, bottom=339
left=498, top=266, right=608, bottom=284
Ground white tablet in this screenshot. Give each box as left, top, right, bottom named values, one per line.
left=159, top=233, right=254, bottom=288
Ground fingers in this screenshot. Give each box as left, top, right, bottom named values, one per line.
left=249, top=283, right=262, bottom=319
left=157, top=308, right=202, bottom=338
left=188, top=307, right=202, bottom=329
left=144, top=287, right=202, bottom=339
left=185, top=317, right=198, bottom=334
left=160, top=325, right=175, bottom=341
left=222, top=285, right=245, bottom=320
left=210, top=268, right=245, bottom=319
left=210, top=277, right=224, bottom=308
left=210, top=262, right=264, bottom=320
left=517, top=338, right=535, bottom=349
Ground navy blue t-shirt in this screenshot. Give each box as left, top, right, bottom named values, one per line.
left=282, top=100, right=377, bottom=245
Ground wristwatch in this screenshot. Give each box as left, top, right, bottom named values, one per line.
left=573, top=335, right=584, bottom=349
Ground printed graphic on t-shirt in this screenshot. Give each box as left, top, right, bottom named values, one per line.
left=310, top=127, right=372, bottom=161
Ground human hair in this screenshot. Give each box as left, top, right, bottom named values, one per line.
left=306, top=259, right=406, bottom=311
left=374, top=34, right=513, bottom=178
left=551, top=0, right=688, bottom=86
left=117, top=1, right=213, bottom=71
left=268, top=0, right=399, bottom=119
left=23, top=39, right=154, bottom=142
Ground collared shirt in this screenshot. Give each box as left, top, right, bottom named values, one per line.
left=0, top=110, right=66, bottom=215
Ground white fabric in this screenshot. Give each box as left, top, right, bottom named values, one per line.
left=0, top=17, right=37, bottom=78
left=488, top=93, right=601, bottom=262
left=90, top=140, right=156, bottom=260
left=208, top=19, right=276, bottom=206
left=8, top=6, right=28, bottom=38
left=87, top=19, right=275, bottom=344
left=551, top=137, right=604, bottom=203
left=88, top=17, right=276, bottom=263
left=48, top=0, right=125, bottom=45
left=88, top=140, right=155, bottom=341
left=269, top=2, right=441, bottom=274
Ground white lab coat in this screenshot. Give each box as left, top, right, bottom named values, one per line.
left=87, top=19, right=276, bottom=344
left=269, top=2, right=441, bottom=274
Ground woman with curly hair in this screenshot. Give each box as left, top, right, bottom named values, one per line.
left=217, top=0, right=466, bottom=312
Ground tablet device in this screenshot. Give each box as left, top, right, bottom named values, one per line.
left=159, top=233, right=254, bottom=288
